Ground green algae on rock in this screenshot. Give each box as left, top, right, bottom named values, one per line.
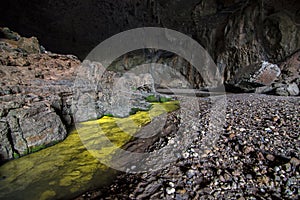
left=0, top=101, right=179, bottom=200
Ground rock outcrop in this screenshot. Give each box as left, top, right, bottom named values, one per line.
left=0, top=28, right=170, bottom=160
left=73, top=60, right=172, bottom=120
left=0, top=27, right=80, bottom=161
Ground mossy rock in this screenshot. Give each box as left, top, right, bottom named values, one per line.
left=0, top=101, right=180, bottom=200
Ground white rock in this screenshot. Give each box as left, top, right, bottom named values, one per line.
left=166, top=187, right=175, bottom=194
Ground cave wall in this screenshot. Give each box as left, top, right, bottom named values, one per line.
left=0, top=0, right=199, bottom=60
left=1, top=0, right=299, bottom=87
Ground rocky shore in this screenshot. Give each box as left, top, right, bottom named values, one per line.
left=0, top=4, right=299, bottom=197
left=0, top=27, right=170, bottom=161
left=76, top=93, right=299, bottom=200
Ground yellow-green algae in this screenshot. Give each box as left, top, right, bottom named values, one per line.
left=0, top=101, right=179, bottom=200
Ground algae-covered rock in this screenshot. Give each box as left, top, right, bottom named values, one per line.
left=0, top=101, right=179, bottom=200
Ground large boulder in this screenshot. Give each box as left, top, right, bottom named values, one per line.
left=227, top=61, right=281, bottom=92
left=256, top=50, right=300, bottom=96
left=273, top=83, right=300, bottom=96
left=110, top=73, right=155, bottom=117
left=6, top=102, right=67, bottom=157
left=73, top=60, right=170, bottom=120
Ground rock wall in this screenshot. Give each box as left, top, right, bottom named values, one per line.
left=0, top=28, right=169, bottom=161
left=1, top=0, right=299, bottom=92
left=0, top=29, right=80, bottom=161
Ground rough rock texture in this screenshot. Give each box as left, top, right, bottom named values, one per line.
left=108, top=49, right=205, bottom=89
left=6, top=102, right=66, bottom=156
left=0, top=28, right=81, bottom=161
left=193, top=0, right=300, bottom=85
left=73, top=60, right=172, bottom=120
left=1, top=0, right=299, bottom=94
left=0, top=0, right=200, bottom=59
left=254, top=50, right=300, bottom=95
left=228, top=61, right=281, bottom=92
left=76, top=94, right=300, bottom=200
left=0, top=28, right=173, bottom=160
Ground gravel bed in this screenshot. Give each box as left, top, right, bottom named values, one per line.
left=75, top=93, right=300, bottom=200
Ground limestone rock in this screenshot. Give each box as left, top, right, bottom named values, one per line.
left=193, top=0, right=217, bottom=17
left=278, top=50, right=300, bottom=84
left=6, top=102, right=67, bottom=156
left=249, top=61, right=281, bottom=85
left=0, top=27, right=40, bottom=54
left=263, top=12, right=300, bottom=61
left=287, top=83, right=300, bottom=96
left=0, top=28, right=80, bottom=161
left=275, top=85, right=290, bottom=96
left=73, top=60, right=168, bottom=119
left=110, top=73, right=155, bottom=117
left=0, top=27, right=20, bottom=41
left=0, top=120, right=12, bottom=161
left=228, top=61, right=281, bottom=92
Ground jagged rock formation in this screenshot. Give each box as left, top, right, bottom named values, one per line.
left=0, top=0, right=300, bottom=161
left=0, top=28, right=169, bottom=161
left=73, top=60, right=172, bottom=120
left=1, top=0, right=299, bottom=93
left=0, top=28, right=80, bottom=161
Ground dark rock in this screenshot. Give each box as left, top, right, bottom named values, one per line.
left=0, top=1, right=298, bottom=92
left=0, top=27, right=20, bottom=41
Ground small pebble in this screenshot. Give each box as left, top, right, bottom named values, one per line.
left=166, top=187, right=175, bottom=195
left=266, top=154, right=275, bottom=161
